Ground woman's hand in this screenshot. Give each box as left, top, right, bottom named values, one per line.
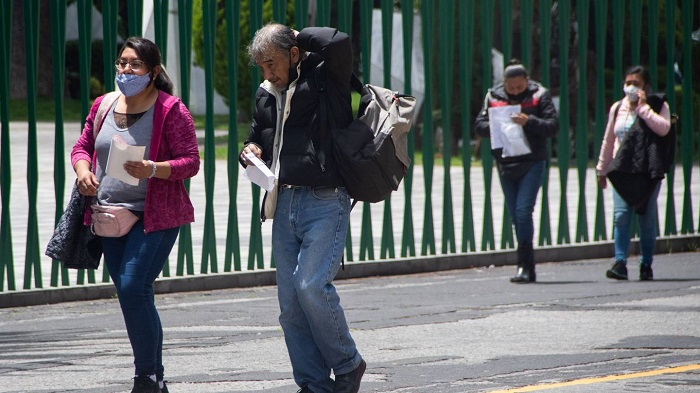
left=510, top=112, right=529, bottom=126
left=597, top=175, right=607, bottom=189
left=76, top=169, right=99, bottom=196
left=240, top=144, right=263, bottom=165
left=637, top=89, right=647, bottom=107
left=124, top=160, right=155, bottom=179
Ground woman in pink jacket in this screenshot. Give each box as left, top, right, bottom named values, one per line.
left=71, top=37, right=199, bottom=393
left=596, top=65, right=671, bottom=282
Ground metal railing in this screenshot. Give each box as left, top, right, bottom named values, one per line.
left=0, top=0, right=697, bottom=293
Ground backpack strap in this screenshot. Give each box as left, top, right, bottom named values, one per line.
left=93, top=91, right=121, bottom=140
left=90, top=91, right=121, bottom=173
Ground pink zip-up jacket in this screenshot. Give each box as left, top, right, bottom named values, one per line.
left=596, top=97, right=671, bottom=176
left=71, top=90, right=200, bottom=233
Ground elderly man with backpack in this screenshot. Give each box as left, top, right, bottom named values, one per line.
left=239, top=24, right=365, bottom=393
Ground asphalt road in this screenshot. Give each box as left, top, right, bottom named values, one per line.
left=1, top=252, right=699, bottom=393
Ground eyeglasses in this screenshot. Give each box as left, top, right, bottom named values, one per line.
left=114, top=59, right=146, bottom=71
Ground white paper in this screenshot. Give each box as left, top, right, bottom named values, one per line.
left=501, top=121, right=531, bottom=157
left=488, top=105, right=521, bottom=150
left=105, top=135, right=147, bottom=186
left=243, top=152, right=277, bottom=192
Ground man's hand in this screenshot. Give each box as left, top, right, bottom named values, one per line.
left=241, top=144, right=263, bottom=165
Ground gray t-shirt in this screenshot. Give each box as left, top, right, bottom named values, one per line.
left=94, top=102, right=154, bottom=211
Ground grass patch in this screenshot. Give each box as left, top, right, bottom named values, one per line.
left=5, top=98, right=84, bottom=122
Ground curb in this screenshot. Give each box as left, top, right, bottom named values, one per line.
left=1, top=235, right=698, bottom=309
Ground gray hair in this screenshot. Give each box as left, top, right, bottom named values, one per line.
left=248, top=23, right=297, bottom=65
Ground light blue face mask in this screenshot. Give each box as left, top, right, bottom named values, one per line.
left=115, top=72, right=152, bottom=97
left=623, top=85, right=640, bottom=102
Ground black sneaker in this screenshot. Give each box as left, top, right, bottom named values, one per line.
left=606, top=261, right=628, bottom=280
left=333, top=359, right=366, bottom=393
left=131, top=376, right=161, bottom=393
left=296, top=387, right=313, bottom=393
left=640, top=265, right=654, bottom=281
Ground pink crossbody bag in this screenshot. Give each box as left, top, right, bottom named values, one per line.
left=89, top=92, right=140, bottom=237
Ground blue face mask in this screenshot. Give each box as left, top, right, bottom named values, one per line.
left=115, top=72, right=152, bottom=97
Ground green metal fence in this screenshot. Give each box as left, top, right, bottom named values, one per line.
left=0, top=0, right=698, bottom=293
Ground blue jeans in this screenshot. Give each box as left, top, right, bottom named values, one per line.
left=498, top=160, right=546, bottom=244
left=102, top=220, right=179, bottom=378
left=272, top=186, right=362, bottom=393
left=612, top=181, right=661, bottom=266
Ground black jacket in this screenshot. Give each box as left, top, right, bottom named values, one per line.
left=242, top=27, right=353, bottom=187
left=474, top=80, right=558, bottom=178
left=606, top=94, right=673, bottom=214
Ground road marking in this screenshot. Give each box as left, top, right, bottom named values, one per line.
left=489, top=364, right=700, bottom=392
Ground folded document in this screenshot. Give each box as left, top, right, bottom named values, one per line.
left=243, top=152, right=276, bottom=192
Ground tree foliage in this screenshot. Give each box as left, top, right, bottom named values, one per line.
left=192, top=0, right=295, bottom=120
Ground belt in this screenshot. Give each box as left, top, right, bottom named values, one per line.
left=279, top=184, right=339, bottom=190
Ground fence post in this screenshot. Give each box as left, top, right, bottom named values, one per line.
left=400, top=0, right=416, bottom=257
left=663, top=0, right=678, bottom=236
left=177, top=0, right=195, bottom=276
left=247, top=0, right=265, bottom=270
left=499, top=0, right=514, bottom=250
left=630, top=1, right=642, bottom=66
left=103, top=1, right=117, bottom=94
left=224, top=0, right=242, bottom=272
left=317, top=0, right=330, bottom=26
left=438, top=0, right=456, bottom=254
left=22, top=0, right=42, bottom=290
left=458, top=0, right=475, bottom=253
left=272, top=0, right=286, bottom=23
left=338, top=0, right=355, bottom=262
left=538, top=0, right=553, bottom=246
left=420, top=0, right=436, bottom=255
left=520, top=0, right=533, bottom=70
left=380, top=0, right=396, bottom=259
left=593, top=0, right=608, bottom=241
left=127, top=0, right=144, bottom=36
left=200, top=0, right=219, bottom=273
left=575, top=0, right=589, bottom=243
left=76, top=0, right=96, bottom=285
left=556, top=0, right=571, bottom=245
left=359, top=0, right=375, bottom=260
left=680, top=0, right=695, bottom=234
left=295, top=0, right=308, bottom=29
left=154, top=0, right=169, bottom=62
left=480, top=1, right=495, bottom=251
left=0, top=0, right=15, bottom=292
left=49, top=0, right=70, bottom=288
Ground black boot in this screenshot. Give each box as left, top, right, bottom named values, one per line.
left=511, top=242, right=536, bottom=283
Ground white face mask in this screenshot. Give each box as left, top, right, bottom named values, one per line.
left=623, top=85, right=640, bottom=102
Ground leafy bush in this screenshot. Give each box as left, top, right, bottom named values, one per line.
left=192, top=0, right=295, bottom=121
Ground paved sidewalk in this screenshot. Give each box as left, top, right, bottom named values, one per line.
left=1, top=252, right=699, bottom=392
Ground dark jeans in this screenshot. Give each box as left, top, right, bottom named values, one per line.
left=102, top=220, right=179, bottom=377
left=498, top=160, right=546, bottom=244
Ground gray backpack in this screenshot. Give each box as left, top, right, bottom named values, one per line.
left=316, top=64, right=416, bottom=205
